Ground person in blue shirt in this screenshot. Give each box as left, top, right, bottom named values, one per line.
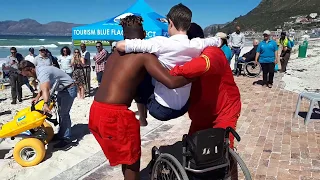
left=255, top=30, right=278, bottom=88
left=216, top=32, right=232, bottom=64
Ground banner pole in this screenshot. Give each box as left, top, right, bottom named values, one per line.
left=72, top=39, right=74, bottom=51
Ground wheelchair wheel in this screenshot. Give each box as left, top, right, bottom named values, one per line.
left=229, top=148, right=252, bottom=180
left=244, top=62, right=261, bottom=78
left=151, top=153, right=189, bottom=180
left=42, top=121, right=54, bottom=144
left=13, top=138, right=46, bottom=167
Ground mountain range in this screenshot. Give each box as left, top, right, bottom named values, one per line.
left=1, top=0, right=320, bottom=36
left=203, top=23, right=229, bottom=37
left=213, top=0, right=320, bottom=35
left=0, top=19, right=82, bottom=36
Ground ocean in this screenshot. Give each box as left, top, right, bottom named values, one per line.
left=0, top=35, right=112, bottom=68
left=0, top=35, right=254, bottom=73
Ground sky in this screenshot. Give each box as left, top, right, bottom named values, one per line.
left=0, top=0, right=261, bottom=28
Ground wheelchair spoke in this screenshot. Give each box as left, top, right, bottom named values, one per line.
left=153, top=158, right=184, bottom=180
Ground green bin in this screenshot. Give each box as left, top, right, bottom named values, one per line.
left=298, top=40, right=308, bottom=58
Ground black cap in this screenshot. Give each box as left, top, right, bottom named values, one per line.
left=29, top=47, right=34, bottom=52
left=281, top=32, right=286, bottom=36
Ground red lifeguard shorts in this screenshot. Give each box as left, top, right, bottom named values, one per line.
left=88, top=101, right=141, bottom=166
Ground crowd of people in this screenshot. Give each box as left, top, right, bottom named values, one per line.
left=2, top=42, right=111, bottom=148
left=1, top=2, right=296, bottom=179
left=1, top=42, right=114, bottom=104
left=220, top=27, right=293, bottom=88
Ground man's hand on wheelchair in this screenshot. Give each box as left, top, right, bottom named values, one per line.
left=31, top=97, right=39, bottom=104
left=42, top=104, right=51, bottom=114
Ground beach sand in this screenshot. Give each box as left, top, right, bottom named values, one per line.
left=281, top=40, right=320, bottom=93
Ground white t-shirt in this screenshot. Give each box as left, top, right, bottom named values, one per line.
left=80, top=51, right=91, bottom=66
left=58, top=55, right=73, bottom=74
left=25, top=54, right=36, bottom=64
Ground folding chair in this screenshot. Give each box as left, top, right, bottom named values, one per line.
left=294, top=92, right=320, bottom=124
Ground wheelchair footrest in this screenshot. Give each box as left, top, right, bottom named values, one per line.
left=185, top=162, right=229, bottom=174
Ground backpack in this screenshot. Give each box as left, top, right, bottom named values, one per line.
left=185, top=128, right=228, bottom=170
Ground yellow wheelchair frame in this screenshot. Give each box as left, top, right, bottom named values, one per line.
left=0, top=80, right=60, bottom=167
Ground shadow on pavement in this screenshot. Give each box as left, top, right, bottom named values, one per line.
left=43, top=123, right=91, bottom=162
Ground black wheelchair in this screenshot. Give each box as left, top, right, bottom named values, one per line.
left=150, top=127, right=252, bottom=180
left=236, top=60, right=262, bottom=78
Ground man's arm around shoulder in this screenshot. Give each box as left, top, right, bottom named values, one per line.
left=170, top=47, right=220, bottom=78
left=116, top=37, right=162, bottom=54
left=191, top=36, right=222, bottom=51
left=142, top=54, right=191, bottom=89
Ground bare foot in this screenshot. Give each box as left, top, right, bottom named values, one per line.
left=139, top=119, right=148, bottom=127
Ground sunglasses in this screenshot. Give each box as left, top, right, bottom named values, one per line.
left=11, top=51, right=16, bottom=54
left=74, top=51, right=79, bottom=53
left=96, top=46, right=101, bottom=48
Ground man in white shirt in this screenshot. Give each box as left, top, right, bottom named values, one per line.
left=25, top=48, right=36, bottom=64
left=116, top=3, right=222, bottom=126
left=80, top=43, right=91, bottom=96
left=229, top=26, right=245, bottom=73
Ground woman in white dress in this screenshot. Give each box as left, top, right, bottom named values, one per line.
left=58, top=46, right=73, bottom=77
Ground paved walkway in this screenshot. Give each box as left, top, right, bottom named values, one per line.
left=58, top=73, right=320, bottom=180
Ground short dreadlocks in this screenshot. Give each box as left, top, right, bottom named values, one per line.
left=120, top=15, right=143, bottom=28
left=120, top=15, right=145, bottom=39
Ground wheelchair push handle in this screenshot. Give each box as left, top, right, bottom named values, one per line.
left=31, top=101, right=38, bottom=111
left=30, top=102, right=53, bottom=119
left=34, top=109, right=53, bottom=119
left=226, top=127, right=241, bottom=142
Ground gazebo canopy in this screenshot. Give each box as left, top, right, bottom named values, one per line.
left=72, top=0, right=168, bottom=41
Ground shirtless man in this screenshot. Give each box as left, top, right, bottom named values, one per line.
left=88, top=15, right=191, bottom=180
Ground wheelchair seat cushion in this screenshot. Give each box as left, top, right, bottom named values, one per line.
left=187, top=128, right=228, bottom=170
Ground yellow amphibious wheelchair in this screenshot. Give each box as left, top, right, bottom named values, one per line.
left=0, top=80, right=60, bottom=167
